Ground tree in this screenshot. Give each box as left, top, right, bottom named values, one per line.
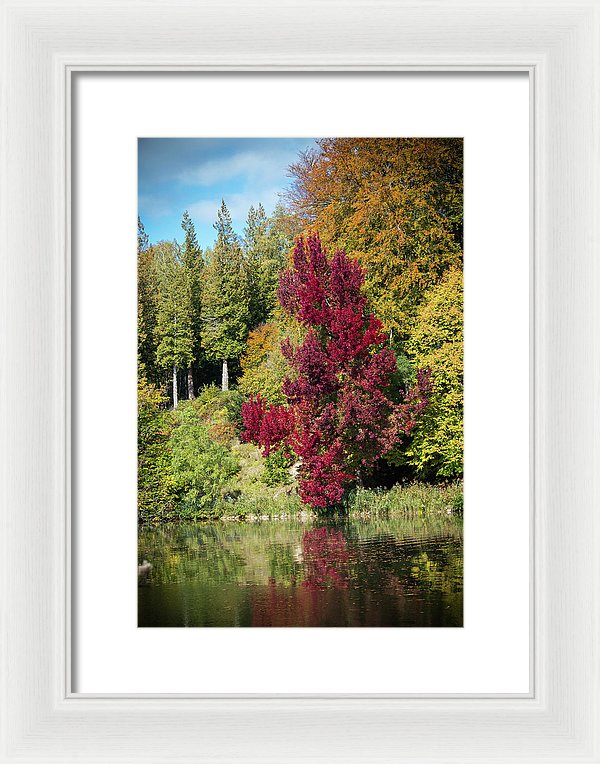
left=155, top=241, right=194, bottom=408
left=401, top=267, right=463, bottom=478
left=137, top=218, right=160, bottom=384
left=243, top=203, right=291, bottom=326
left=238, top=322, right=290, bottom=405
left=201, top=200, right=251, bottom=390
left=286, top=138, right=463, bottom=336
left=242, top=234, right=431, bottom=510
left=180, top=210, right=203, bottom=399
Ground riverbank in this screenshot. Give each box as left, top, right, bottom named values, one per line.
left=140, top=479, right=463, bottom=524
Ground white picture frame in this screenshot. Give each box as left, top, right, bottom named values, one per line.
left=1, top=1, right=599, bottom=761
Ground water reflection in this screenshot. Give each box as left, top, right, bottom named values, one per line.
left=302, top=527, right=349, bottom=590
left=138, top=516, right=463, bottom=627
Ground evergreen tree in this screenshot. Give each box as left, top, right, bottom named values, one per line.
left=181, top=209, right=201, bottom=269
left=180, top=210, right=203, bottom=399
left=243, top=203, right=290, bottom=327
left=138, top=216, right=149, bottom=253
left=155, top=241, right=194, bottom=408
left=137, top=218, right=160, bottom=384
left=201, top=200, right=251, bottom=390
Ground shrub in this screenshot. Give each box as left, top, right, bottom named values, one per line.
left=137, top=378, right=176, bottom=521
left=170, top=403, right=240, bottom=517
left=261, top=448, right=294, bottom=487
left=194, top=384, right=245, bottom=437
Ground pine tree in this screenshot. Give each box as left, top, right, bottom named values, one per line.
left=155, top=241, right=194, bottom=408
left=137, top=218, right=160, bottom=384
left=243, top=203, right=290, bottom=327
left=180, top=210, right=203, bottom=399
left=201, top=200, right=251, bottom=390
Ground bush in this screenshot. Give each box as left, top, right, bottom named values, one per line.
left=138, top=378, right=176, bottom=522
left=194, top=384, right=245, bottom=436
left=261, top=448, right=294, bottom=487
left=170, top=403, right=240, bottom=518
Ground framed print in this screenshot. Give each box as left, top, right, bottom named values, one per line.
left=1, top=1, right=599, bottom=762
left=72, top=72, right=529, bottom=695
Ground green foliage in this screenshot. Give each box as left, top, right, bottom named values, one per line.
left=193, top=384, right=244, bottom=434
left=154, top=241, right=195, bottom=372
left=214, top=491, right=301, bottom=520
left=180, top=210, right=204, bottom=393
left=137, top=378, right=176, bottom=521
left=170, top=403, right=240, bottom=518
left=403, top=267, right=463, bottom=478
left=137, top=219, right=160, bottom=384
left=201, top=201, right=251, bottom=363
left=261, top=448, right=294, bottom=487
left=181, top=210, right=202, bottom=270
left=238, top=322, right=290, bottom=405
left=244, top=203, right=292, bottom=326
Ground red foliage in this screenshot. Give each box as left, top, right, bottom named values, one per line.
left=241, top=394, right=295, bottom=457
left=243, top=233, right=431, bottom=509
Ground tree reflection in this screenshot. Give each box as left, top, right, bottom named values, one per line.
left=301, top=527, right=349, bottom=590
left=138, top=517, right=463, bottom=627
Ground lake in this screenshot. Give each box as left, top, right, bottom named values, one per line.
left=138, top=515, right=463, bottom=627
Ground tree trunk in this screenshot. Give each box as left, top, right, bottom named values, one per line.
left=221, top=359, right=229, bottom=391
left=187, top=365, right=195, bottom=400
left=172, top=363, right=178, bottom=408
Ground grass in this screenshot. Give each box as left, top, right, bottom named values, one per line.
left=346, top=481, right=463, bottom=519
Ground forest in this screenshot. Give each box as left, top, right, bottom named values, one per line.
left=138, top=138, right=463, bottom=523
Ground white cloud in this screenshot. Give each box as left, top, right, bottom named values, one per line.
left=188, top=187, right=282, bottom=226
left=178, top=148, right=295, bottom=187
left=138, top=194, right=172, bottom=218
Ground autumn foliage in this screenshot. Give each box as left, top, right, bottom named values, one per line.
left=242, top=234, right=431, bottom=510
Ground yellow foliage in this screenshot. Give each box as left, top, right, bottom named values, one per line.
left=238, top=322, right=290, bottom=405
left=287, top=138, right=463, bottom=336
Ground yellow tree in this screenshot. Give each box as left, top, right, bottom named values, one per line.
left=402, top=267, right=463, bottom=478
left=287, top=138, right=463, bottom=337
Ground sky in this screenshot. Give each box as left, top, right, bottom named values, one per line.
left=138, top=138, right=317, bottom=249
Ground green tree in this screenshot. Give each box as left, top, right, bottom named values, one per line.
left=201, top=200, right=251, bottom=390
left=137, top=218, right=160, bottom=384
left=180, top=210, right=203, bottom=399
left=243, top=203, right=290, bottom=326
left=155, top=241, right=194, bottom=408
left=402, top=267, right=463, bottom=478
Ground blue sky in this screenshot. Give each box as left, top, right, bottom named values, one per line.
left=138, top=138, right=317, bottom=249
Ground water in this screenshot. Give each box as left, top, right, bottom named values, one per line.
left=138, top=516, right=463, bottom=627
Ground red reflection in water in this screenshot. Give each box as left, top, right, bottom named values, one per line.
left=250, top=527, right=351, bottom=626
left=301, top=527, right=349, bottom=591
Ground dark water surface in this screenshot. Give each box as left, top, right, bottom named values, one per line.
left=138, top=516, right=463, bottom=627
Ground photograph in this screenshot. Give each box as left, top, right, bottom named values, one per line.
left=137, top=137, right=464, bottom=627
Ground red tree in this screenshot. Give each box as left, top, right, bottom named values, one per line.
left=242, top=234, right=431, bottom=509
